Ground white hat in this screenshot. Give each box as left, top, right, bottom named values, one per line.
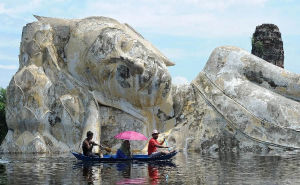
left=152, top=129, right=159, bottom=134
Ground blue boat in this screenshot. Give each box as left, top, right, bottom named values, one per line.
left=71, top=151, right=177, bottom=162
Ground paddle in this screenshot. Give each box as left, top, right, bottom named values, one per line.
left=163, top=138, right=170, bottom=184
left=93, top=143, right=112, bottom=153
left=164, top=138, right=171, bottom=152
left=164, top=137, right=176, bottom=153
left=102, top=146, right=112, bottom=153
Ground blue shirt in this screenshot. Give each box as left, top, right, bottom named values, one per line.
left=116, top=149, right=128, bottom=158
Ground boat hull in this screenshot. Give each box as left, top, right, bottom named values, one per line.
left=71, top=152, right=177, bottom=162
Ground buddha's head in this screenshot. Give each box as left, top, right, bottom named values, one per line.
left=64, top=17, right=174, bottom=108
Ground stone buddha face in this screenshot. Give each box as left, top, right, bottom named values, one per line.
left=65, top=18, right=173, bottom=109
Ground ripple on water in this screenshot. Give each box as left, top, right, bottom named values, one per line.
left=1, top=152, right=300, bottom=184
left=0, top=159, right=9, bottom=164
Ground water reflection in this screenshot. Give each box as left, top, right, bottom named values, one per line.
left=1, top=152, right=300, bottom=184
left=115, top=162, right=147, bottom=184
left=0, top=163, right=8, bottom=185
left=116, top=162, right=131, bottom=178
left=148, top=164, right=159, bottom=185
left=74, top=160, right=176, bottom=184
left=82, top=163, right=95, bottom=184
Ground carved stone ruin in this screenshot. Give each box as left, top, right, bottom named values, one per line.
left=251, top=24, right=284, bottom=68
left=1, top=17, right=300, bottom=154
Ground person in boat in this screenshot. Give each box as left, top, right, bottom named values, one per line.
left=116, top=140, right=131, bottom=158
left=148, top=129, right=169, bottom=158
left=82, top=131, right=100, bottom=157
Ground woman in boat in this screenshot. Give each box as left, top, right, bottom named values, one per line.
left=116, top=140, right=131, bottom=158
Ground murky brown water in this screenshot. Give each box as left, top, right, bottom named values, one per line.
left=1, top=151, right=300, bottom=185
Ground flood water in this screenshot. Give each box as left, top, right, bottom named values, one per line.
left=1, top=151, right=300, bottom=185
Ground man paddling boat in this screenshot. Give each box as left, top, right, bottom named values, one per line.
left=82, top=131, right=112, bottom=157
left=148, top=130, right=170, bottom=158
left=82, top=131, right=99, bottom=157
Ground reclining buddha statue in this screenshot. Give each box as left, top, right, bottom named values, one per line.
left=1, top=16, right=299, bottom=153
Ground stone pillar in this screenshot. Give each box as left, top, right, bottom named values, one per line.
left=251, top=24, right=284, bottom=68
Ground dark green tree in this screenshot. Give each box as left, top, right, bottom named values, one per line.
left=0, top=88, right=7, bottom=144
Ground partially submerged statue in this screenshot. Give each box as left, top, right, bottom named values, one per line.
left=1, top=16, right=300, bottom=153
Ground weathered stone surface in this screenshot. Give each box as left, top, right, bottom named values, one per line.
left=1, top=16, right=174, bottom=153
left=251, top=24, right=284, bottom=68
left=168, top=46, right=300, bottom=153
left=1, top=16, right=300, bottom=154
left=168, top=79, right=268, bottom=153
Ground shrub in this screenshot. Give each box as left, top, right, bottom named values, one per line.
left=0, top=88, right=7, bottom=144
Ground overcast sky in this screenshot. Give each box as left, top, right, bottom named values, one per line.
left=0, top=0, right=299, bottom=87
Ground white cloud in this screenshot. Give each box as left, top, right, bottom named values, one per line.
left=180, top=0, right=268, bottom=9
left=0, top=3, right=4, bottom=12
left=172, top=76, right=190, bottom=86
left=161, top=47, right=210, bottom=62
left=0, top=54, right=18, bottom=62
left=161, top=48, right=188, bottom=60
left=0, top=0, right=42, bottom=17
left=0, top=51, right=18, bottom=61
left=78, top=0, right=274, bottom=37
left=0, top=65, right=18, bottom=70
left=0, top=39, right=20, bottom=48
left=1, top=0, right=298, bottom=38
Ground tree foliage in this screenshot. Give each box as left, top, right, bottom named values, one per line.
left=0, top=87, right=7, bottom=144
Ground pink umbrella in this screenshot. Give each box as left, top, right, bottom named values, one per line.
left=115, top=131, right=148, bottom=141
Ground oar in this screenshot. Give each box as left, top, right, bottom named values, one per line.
left=163, top=138, right=170, bottom=183
left=164, top=138, right=171, bottom=152
left=102, top=145, right=112, bottom=153
left=93, top=143, right=112, bottom=153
